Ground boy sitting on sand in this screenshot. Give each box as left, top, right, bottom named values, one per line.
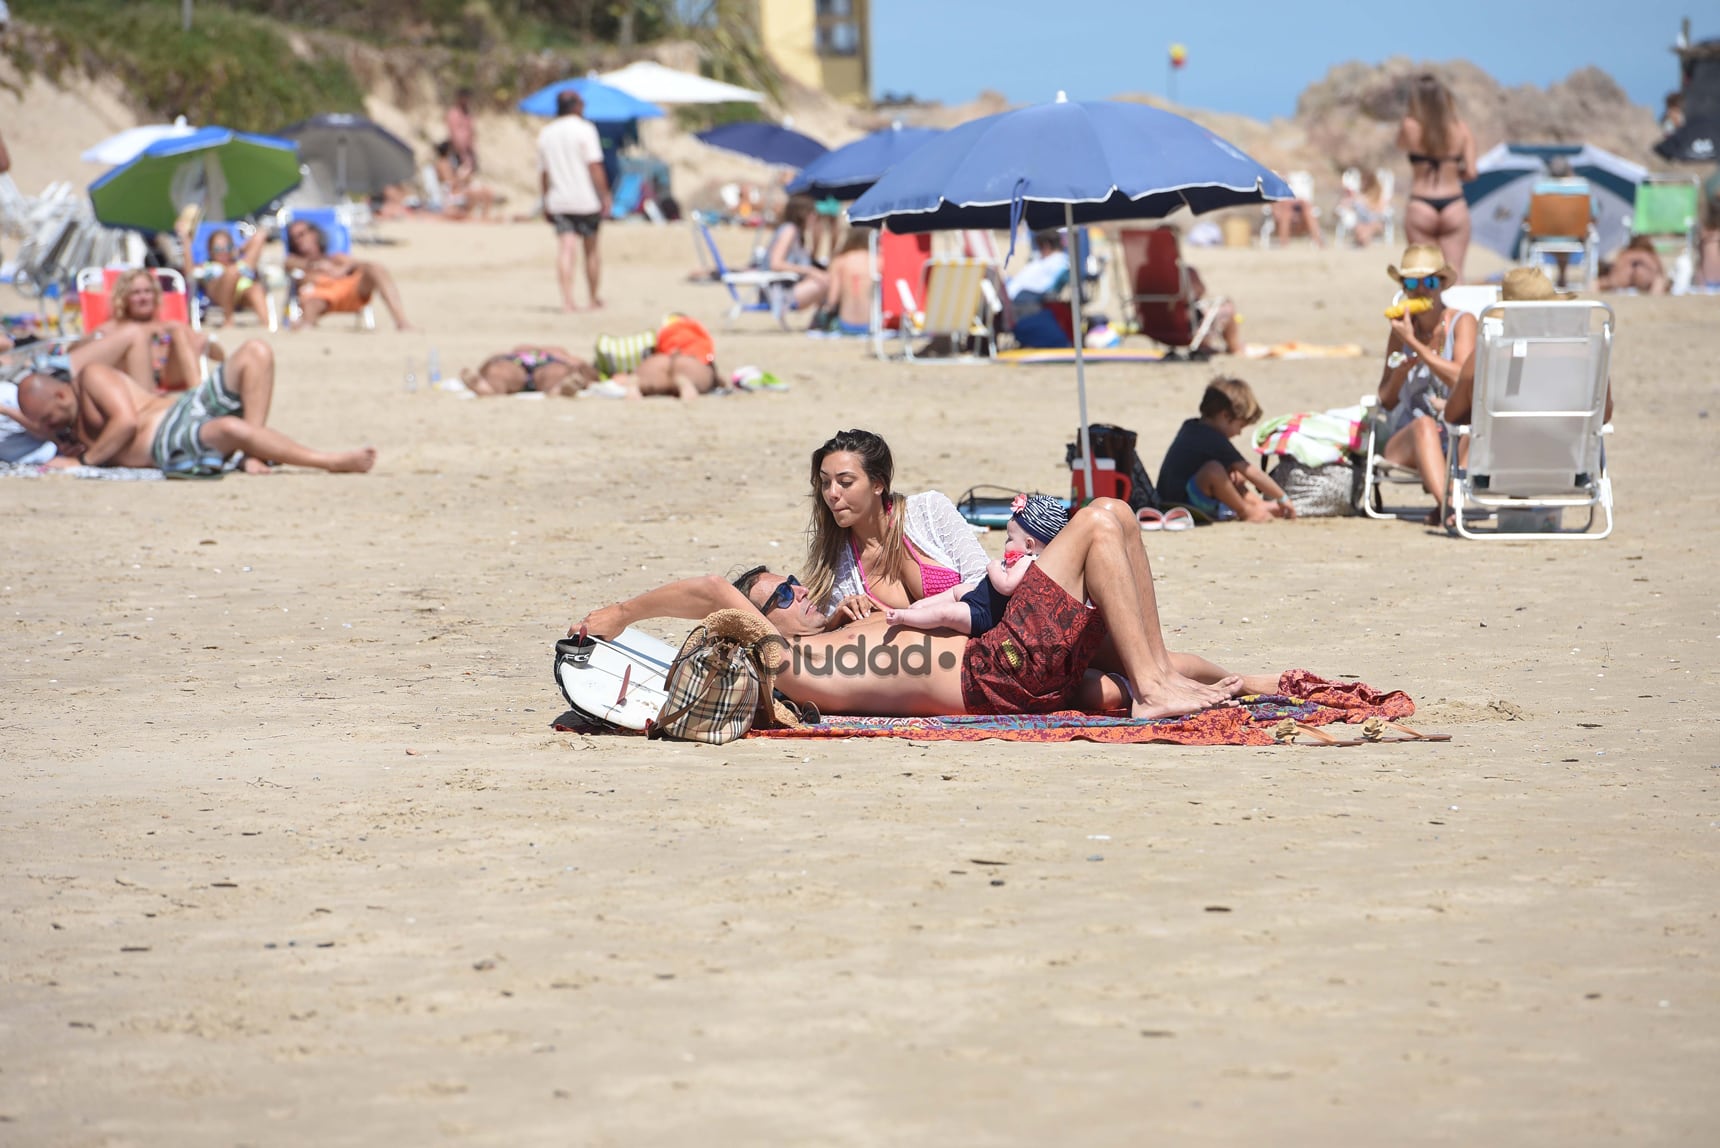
left=1157, top=376, right=1296, bottom=523
left=884, top=494, right=1068, bottom=635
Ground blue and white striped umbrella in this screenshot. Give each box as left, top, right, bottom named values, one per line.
left=1463, top=143, right=1647, bottom=261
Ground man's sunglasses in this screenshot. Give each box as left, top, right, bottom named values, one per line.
left=1400, top=275, right=1439, bottom=290
left=760, top=575, right=800, bottom=615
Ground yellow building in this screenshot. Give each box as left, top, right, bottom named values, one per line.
left=751, top=0, right=871, bottom=104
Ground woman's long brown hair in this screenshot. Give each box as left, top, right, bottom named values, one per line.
left=803, top=429, right=905, bottom=608
left=1406, top=73, right=1457, bottom=158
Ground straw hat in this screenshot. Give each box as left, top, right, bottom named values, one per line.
left=701, top=608, right=800, bottom=728
left=1500, top=266, right=1574, bottom=302
left=1386, top=243, right=1457, bottom=284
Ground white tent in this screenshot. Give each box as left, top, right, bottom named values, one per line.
left=598, top=61, right=764, bottom=106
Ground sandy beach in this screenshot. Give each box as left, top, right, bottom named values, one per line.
left=3, top=217, right=1718, bottom=1145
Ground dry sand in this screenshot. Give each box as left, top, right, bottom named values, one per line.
left=3, top=216, right=1718, bottom=1146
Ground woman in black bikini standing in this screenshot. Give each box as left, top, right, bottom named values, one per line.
left=1398, top=73, right=1477, bottom=282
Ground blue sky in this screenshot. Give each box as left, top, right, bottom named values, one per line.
left=868, top=0, right=1704, bottom=120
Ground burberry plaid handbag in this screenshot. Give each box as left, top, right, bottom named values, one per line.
left=648, top=624, right=767, bottom=744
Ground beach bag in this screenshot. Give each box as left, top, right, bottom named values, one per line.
left=1269, top=457, right=1356, bottom=518
left=648, top=610, right=790, bottom=744
left=1067, top=423, right=1161, bottom=512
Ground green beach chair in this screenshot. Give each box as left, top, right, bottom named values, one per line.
left=1630, top=176, right=1700, bottom=263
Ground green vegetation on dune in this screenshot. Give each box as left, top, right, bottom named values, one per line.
left=4, top=0, right=780, bottom=129
left=6, top=0, right=367, bottom=132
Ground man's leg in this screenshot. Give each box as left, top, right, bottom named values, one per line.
left=219, top=340, right=276, bottom=472
left=1168, top=651, right=1281, bottom=698
left=556, top=231, right=580, bottom=312
left=1033, top=501, right=1237, bottom=718
left=582, top=228, right=603, bottom=309
left=354, top=263, right=415, bottom=330
left=196, top=416, right=375, bottom=473
left=1084, top=498, right=1271, bottom=693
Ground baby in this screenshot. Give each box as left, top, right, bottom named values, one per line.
left=884, top=493, right=1068, bottom=634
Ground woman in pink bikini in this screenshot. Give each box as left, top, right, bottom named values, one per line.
left=802, top=428, right=991, bottom=630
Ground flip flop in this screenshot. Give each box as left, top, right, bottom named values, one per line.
left=1359, top=717, right=1452, bottom=743
left=1137, top=507, right=1165, bottom=531
left=1270, top=719, right=1363, bottom=747
left=1162, top=507, right=1195, bottom=532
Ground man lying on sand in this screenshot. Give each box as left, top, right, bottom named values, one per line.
left=19, top=340, right=375, bottom=476
left=573, top=499, right=1277, bottom=720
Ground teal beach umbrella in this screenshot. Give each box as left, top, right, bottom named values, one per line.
left=89, top=126, right=302, bottom=231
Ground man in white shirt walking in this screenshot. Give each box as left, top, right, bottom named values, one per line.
left=537, top=90, right=612, bottom=311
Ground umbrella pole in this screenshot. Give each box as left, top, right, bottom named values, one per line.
left=1067, top=202, right=1096, bottom=505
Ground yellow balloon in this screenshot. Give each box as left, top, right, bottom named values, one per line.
left=1169, top=43, right=1188, bottom=67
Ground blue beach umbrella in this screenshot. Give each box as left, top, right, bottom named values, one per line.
left=786, top=122, right=944, bottom=200
left=849, top=93, right=1290, bottom=496
left=519, top=76, right=665, bottom=122
left=89, top=126, right=302, bottom=232
left=694, top=121, right=828, bottom=169
left=1463, top=143, right=1647, bottom=261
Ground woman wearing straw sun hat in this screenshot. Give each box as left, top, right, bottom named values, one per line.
left=1376, top=243, right=1477, bottom=521
left=1443, top=266, right=1612, bottom=428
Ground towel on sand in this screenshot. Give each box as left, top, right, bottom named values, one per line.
left=555, top=672, right=1415, bottom=746
left=0, top=461, right=163, bottom=481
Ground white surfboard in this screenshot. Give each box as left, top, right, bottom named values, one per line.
left=554, top=627, right=677, bottom=732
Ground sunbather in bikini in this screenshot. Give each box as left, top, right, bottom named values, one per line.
left=284, top=220, right=415, bottom=331
left=461, top=345, right=598, bottom=396
left=183, top=223, right=271, bottom=327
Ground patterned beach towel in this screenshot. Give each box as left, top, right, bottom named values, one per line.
left=1252, top=406, right=1366, bottom=468
left=749, top=671, right=1411, bottom=745
left=554, top=672, right=1416, bottom=746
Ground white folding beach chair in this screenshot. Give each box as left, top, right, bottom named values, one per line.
left=1357, top=284, right=1500, bottom=519
left=693, top=217, right=798, bottom=330
left=897, top=257, right=1001, bottom=362
left=1444, top=300, right=1614, bottom=540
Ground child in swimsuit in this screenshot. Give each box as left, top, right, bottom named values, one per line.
left=884, top=494, right=1068, bottom=634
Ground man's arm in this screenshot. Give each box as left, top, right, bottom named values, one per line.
left=588, top=160, right=611, bottom=217
left=77, top=370, right=142, bottom=467
left=571, top=575, right=756, bottom=638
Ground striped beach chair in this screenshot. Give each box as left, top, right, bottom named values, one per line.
left=897, top=258, right=1001, bottom=362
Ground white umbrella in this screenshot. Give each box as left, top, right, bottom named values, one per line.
left=81, top=116, right=197, bottom=167
left=598, top=61, right=764, bottom=105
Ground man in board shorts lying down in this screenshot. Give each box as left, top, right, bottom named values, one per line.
left=572, top=499, right=1279, bottom=720
left=37, top=340, right=376, bottom=476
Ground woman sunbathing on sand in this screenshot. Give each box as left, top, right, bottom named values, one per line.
left=462, top=345, right=598, bottom=396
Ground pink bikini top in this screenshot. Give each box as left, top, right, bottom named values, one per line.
left=850, top=536, right=962, bottom=600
